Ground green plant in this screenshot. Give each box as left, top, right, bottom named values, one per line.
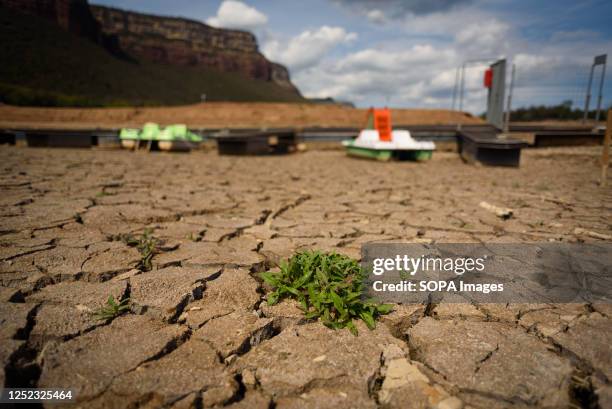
left=186, top=232, right=202, bottom=242
left=134, top=230, right=158, bottom=271
left=93, top=295, right=130, bottom=321
left=261, top=251, right=393, bottom=335
left=117, top=229, right=159, bottom=271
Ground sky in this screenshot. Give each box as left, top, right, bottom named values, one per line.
left=92, top=0, right=612, bottom=114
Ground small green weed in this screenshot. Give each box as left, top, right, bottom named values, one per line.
left=93, top=295, right=130, bottom=321
left=95, top=191, right=109, bottom=198
left=261, top=251, right=393, bottom=335
left=131, top=229, right=159, bottom=271
left=186, top=232, right=203, bottom=242
left=113, top=229, right=159, bottom=271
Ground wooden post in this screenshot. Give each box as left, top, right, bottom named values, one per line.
left=602, top=109, right=611, bottom=186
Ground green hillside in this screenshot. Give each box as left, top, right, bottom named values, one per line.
left=0, top=6, right=304, bottom=107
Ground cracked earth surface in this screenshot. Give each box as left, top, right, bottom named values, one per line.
left=0, top=145, right=611, bottom=409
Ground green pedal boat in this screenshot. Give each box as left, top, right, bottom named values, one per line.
left=120, top=123, right=202, bottom=152
left=343, top=129, right=435, bottom=161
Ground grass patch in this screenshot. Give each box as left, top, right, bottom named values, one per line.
left=93, top=295, right=130, bottom=321
left=261, top=250, right=393, bottom=335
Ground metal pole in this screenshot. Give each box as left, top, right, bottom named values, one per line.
left=595, top=60, right=607, bottom=123
left=451, top=66, right=460, bottom=110
left=503, top=64, right=516, bottom=134
left=458, top=63, right=466, bottom=112
left=457, top=64, right=466, bottom=131
left=583, top=64, right=595, bottom=123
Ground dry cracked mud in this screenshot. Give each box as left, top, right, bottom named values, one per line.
left=0, top=145, right=611, bottom=409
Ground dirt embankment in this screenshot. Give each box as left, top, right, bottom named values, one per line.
left=0, top=103, right=483, bottom=130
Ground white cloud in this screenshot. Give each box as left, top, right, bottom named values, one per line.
left=263, top=26, right=357, bottom=72
left=282, top=6, right=515, bottom=111
left=337, top=45, right=454, bottom=72
left=289, top=0, right=612, bottom=113
left=454, top=20, right=510, bottom=56
left=366, top=9, right=386, bottom=24
left=513, top=54, right=559, bottom=71
left=430, top=68, right=457, bottom=89
left=202, top=0, right=611, bottom=113
left=293, top=46, right=492, bottom=113
left=292, top=43, right=461, bottom=108
left=206, top=0, right=268, bottom=31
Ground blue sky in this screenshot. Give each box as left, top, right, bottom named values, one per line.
left=92, top=0, right=612, bottom=113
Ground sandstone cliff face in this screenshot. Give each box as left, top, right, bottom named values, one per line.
left=0, top=0, right=298, bottom=93
left=90, top=5, right=297, bottom=92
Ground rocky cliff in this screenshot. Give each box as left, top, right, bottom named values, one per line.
left=90, top=5, right=297, bottom=93
left=0, top=3, right=304, bottom=106
left=0, top=0, right=299, bottom=94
